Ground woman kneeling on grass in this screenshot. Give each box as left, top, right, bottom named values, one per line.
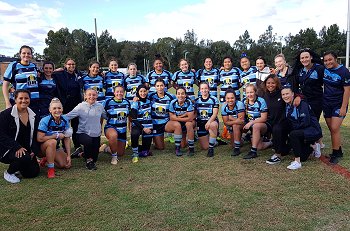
left=242, top=84, right=272, bottom=159
left=66, top=88, right=106, bottom=170
left=282, top=85, right=322, bottom=170
left=130, top=85, right=153, bottom=163
left=37, top=98, right=72, bottom=178
left=194, top=82, right=220, bottom=157
left=221, top=88, right=245, bottom=156
left=166, top=87, right=195, bottom=156
left=103, top=85, right=130, bottom=165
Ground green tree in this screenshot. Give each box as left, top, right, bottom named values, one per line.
left=210, top=40, right=233, bottom=67
left=319, top=24, right=346, bottom=56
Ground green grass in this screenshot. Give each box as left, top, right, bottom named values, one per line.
left=1, top=92, right=350, bottom=231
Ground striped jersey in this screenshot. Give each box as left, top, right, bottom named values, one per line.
left=104, top=98, right=131, bottom=134
left=38, top=115, right=70, bottom=136
left=146, top=70, right=172, bottom=92
left=169, top=98, right=194, bottom=116
left=124, top=74, right=147, bottom=101
left=104, top=71, right=125, bottom=99
left=172, top=70, right=196, bottom=101
left=149, top=92, right=175, bottom=125
left=196, top=68, right=220, bottom=97
left=242, top=97, right=268, bottom=122
left=221, top=101, right=245, bottom=118
left=219, top=68, right=241, bottom=102
left=194, top=95, right=219, bottom=121
left=82, top=75, right=105, bottom=103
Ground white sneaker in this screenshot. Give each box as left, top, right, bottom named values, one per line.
left=4, top=171, right=20, bottom=183
left=287, top=161, right=302, bottom=170
left=313, top=143, right=321, bottom=158
left=111, top=156, right=119, bottom=165
left=320, top=143, right=325, bottom=149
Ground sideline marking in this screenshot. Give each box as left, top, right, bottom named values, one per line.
left=320, top=155, right=350, bottom=180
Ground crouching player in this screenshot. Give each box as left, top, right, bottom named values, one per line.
left=166, top=87, right=195, bottom=156
left=221, top=88, right=245, bottom=156
left=194, top=82, right=219, bottom=157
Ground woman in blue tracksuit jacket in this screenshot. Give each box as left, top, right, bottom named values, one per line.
left=281, top=85, right=322, bottom=170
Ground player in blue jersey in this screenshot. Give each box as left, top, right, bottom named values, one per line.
left=82, top=61, right=105, bottom=104
left=194, top=82, right=219, bottom=157
left=124, top=63, right=147, bottom=102
left=166, top=87, right=195, bottom=156
left=218, top=56, right=241, bottom=103
left=242, top=84, right=272, bottom=159
left=240, top=54, right=258, bottom=97
left=38, top=61, right=58, bottom=118
left=221, top=88, right=245, bottom=156
left=196, top=57, right=220, bottom=98
left=37, top=98, right=72, bottom=178
left=104, top=86, right=131, bottom=164
left=172, top=59, right=196, bottom=101
left=130, top=85, right=153, bottom=163
left=2, top=45, right=40, bottom=115
left=149, top=79, right=176, bottom=150
left=323, top=52, right=350, bottom=164
left=104, top=59, right=125, bottom=100
left=146, top=56, right=172, bottom=93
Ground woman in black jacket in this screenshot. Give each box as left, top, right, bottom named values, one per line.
left=0, top=89, right=40, bottom=183
left=281, top=86, right=322, bottom=170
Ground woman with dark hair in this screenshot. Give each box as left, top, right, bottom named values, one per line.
left=104, top=58, right=125, bottom=100
left=323, top=51, right=350, bottom=164
left=240, top=54, right=258, bottom=97
left=172, top=59, right=196, bottom=101
left=54, top=58, right=83, bottom=156
left=0, top=89, right=40, bottom=183
left=255, top=56, right=270, bottom=96
left=82, top=61, right=105, bottom=104
left=130, top=85, right=153, bottom=163
left=281, top=86, right=322, bottom=170
left=38, top=61, right=58, bottom=118
left=195, top=57, right=220, bottom=98
left=2, top=45, right=40, bottom=115
left=146, top=56, right=173, bottom=93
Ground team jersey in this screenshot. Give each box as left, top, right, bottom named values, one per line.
left=38, top=115, right=70, bottom=136
left=194, top=95, right=219, bottom=122
left=104, top=71, right=125, bottom=99
left=196, top=68, right=220, bottom=97
left=131, top=99, right=153, bottom=131
left=243, top=97, right=268, bottom=122
left=219, top=68, right=241, bottom=102
left=172, top=70, right=196, bottom=101
left=323, top=65, right=350, bottom=105
left=298, top=63, right=324, bottom=101
left=4, top=61, right=39, bottom=100
left=221, top=101, right=245, bottom=118
left=149, top=92, right=175, bottom=125
left=240, top=66, right=258, bottom=97
left=145, top=70, right=172, bottom=92
left=38, top=77, right=57, bottom=117
left=104, top=98, right=130, bottom=134
left=169, top=98, right=194, bottom=117
left=124, top=74, right=146, bottom=101
left=82, top=75, right=105, bottom=103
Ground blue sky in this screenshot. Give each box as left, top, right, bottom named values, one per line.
left=0, top=0, right=348, bottom=56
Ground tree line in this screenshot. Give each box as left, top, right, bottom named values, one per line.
left=40, top=24, right=346, bottom=72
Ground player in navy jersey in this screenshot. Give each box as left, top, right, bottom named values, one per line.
left=273, top=54, right=294, bottom=88
left=221, top=88, right=245, bottom=156
left=240, top=55, right=258, bottom=97
left=104, top=86, right=131, bottom=165
left=104, top=59, right=125, bottom=100
left=194, top=82, right=219, bottom=157
left=37, top=98, right=72, bottom=178
left=38, top=61, right=58, bottom=118
left=323, top=52, right=350, bottom=164
left=82, top=61, right=105, bottom=104
left=166, top=87, right=195, bottom=156
left=172, top=59, right=196, bottom=101
left=242, top=84, right=272, bottom=159
left=218, top=56, right=241, bottom=102
left=196, top=57, right=220, bottom=97
left=124, top=63, right=147, bottom=102
left=146, top=56, right=172, bottom=93
left=149, top=79, right=176, bottom=150
left=130, top=85, right=153, bottom=163
left=2, top=45, right=40, bottom=115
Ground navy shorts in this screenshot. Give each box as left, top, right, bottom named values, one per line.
left=152, top=123, right=166, bottom=137
left=323, top=104, right=347, bottom=119
left=104, top=126, right=127, bottom=142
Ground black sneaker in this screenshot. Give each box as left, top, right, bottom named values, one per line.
left=207, top=148, right=214, bottom=157
left=243, top=151, right=257, bottom=159
left=188, top=148, right=195, bottom=156
left=86, top=161, right=97, bottom=170
left=71, top=147, right=83, bottom=159
left=266, top=154, right=281, bottom=165
left=329, top=154, right=343, bottom=165
left=232, top=148, right=240, bottom=156
left=175, top=147, right=182, bottom=157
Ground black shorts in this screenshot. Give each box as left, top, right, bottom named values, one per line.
left=323, top=103, right=347, bottom=119
left=153, top=123, right=166, bottom=137
left=180, top=122, right=187, bottom=133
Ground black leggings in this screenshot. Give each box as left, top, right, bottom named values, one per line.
left=289, top=130, right=314, bottom=162
left=272, top=120, right=290, bottom=155
left=77, top=133, right=100, bottom=162
left=0, top=149, right=39, bottom=178
left=131, top=127, right=152, bottom=151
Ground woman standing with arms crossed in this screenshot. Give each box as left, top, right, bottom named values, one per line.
left=323, top=51, right=350, bottom=164
left=146, top=56, right=172, bottom=93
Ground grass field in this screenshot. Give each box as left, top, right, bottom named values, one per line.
left=1, top=91, right=350, bottom=231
